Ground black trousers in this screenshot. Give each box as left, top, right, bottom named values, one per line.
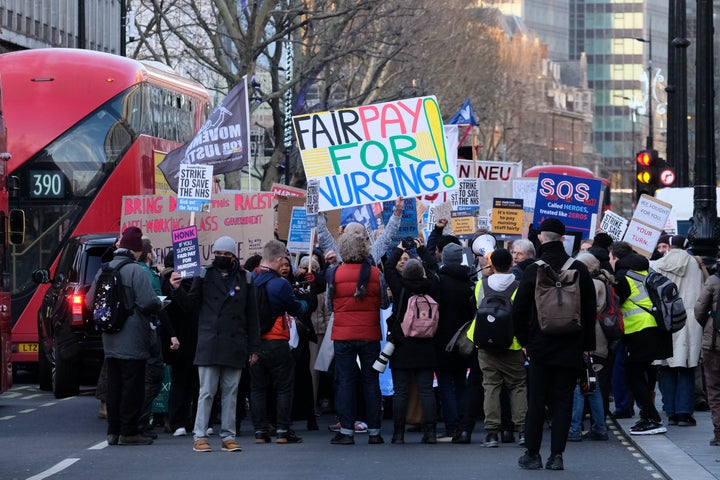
left=524, top=362, right=577, bottom=455
left=625, top=360, right=661, bottom=422
left=106, top=357, right=146, bottom=436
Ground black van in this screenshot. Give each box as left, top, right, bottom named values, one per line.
left=33, top=234, right=117, bottom=398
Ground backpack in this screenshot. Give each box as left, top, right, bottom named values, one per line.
left=92, top=258, right=134, bottom=334
left=534, top=258, right=583, bottom=335
left=627, top=270, right=687, bottom=333
left=401, top=293, right=440, bottom=338
left=596, top=279, right=624, bottom=341
left=470, top=277, right=518, bottom=351
left=445, top=320, right=476, bottom=357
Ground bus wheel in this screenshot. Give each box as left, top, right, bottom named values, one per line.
left=38, top=339, right=52, bottom=391
left=52, top=341, right=79, bottom=399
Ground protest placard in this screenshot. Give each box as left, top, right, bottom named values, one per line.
left=172, top=226, right=201, bottom=278
left=121, top=192, right=274, bottom=266
left=382, top=198, right=419, bottom=245
left=491, top=197, right=523, bottom=236
left=450, top=178, right=480, bottom=209
left=622, top=194, right=672, bottom=257
left=271, top=183, right=306, bottom=198
left=294, top=96, right=458, bottom=211
left=600, top=211, right=628, bottom=241
left=177, top=164, right=213, bottom=212
left=287, top=207, right=313, bottom=254
left=533, top=173, right=603, bottom=235
left=451, top=210, right=476, bottom=239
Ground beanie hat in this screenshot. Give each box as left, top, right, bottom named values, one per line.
left=212, top=236, right=237, bottom=256
left=592, top=232, right=613, bottom=250
left=539, top=218, right=566, bottom=236
left=442, top=243, right=464, bottom=266
left=118, top=226, right=143, bottom=252
left=402, top=258, right=425, bottom=281
left=669, top=235, right=689, bottom=249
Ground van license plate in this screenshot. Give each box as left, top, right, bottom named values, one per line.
left=18, top=343, right=38, bottom=353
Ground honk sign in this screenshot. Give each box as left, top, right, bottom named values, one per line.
left=293, top=96, right=457, bottom=212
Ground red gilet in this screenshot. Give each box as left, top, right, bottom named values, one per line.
left=331, top=263, right=382, bottom=341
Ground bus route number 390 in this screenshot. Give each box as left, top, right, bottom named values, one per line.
left=29, top=170, right=65, bottom=199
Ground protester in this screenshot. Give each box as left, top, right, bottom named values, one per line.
left=327, top=222, right=389, bottom=445
left=610, top=241, right=672, bottom=436
left=513, top=218, right=596, bottom=470
left=86, top=226, right=163, bottom=446
left=651, top=235, right=704, bottom=426
left=509, top=239, right=536, bottom=280
left=250, top=240, right=317, bottom=445
left=385, top=242, right=440, bottom=444
left=170, top=235, right=260, bottom=453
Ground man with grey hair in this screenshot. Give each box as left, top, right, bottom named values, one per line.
left=510, top=239, right=536, bottom=280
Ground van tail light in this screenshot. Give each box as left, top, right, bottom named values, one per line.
left=69, top=294, right=85, bottom=325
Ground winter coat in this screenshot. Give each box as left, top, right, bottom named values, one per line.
left=86, top=250, right=163, bottom=360
left=614, top=253, right=673, bottom=363
left=174, top=264, right=260, bottom=369
left=694, top=272, right=720, bottom=351
left=511, top=241, right=596, bottom=369
left=590, top=277, right=609, bottom=359
left=651, top=248, right=704, bottom=367
left=161, top=268, right=197, bottom=365
left=385, top=246, right=439, bottom=370
left=330, top=263, right=384, bottom=341
left=435, top=263, right=475, bottom=370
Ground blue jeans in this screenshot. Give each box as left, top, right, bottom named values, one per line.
left=333, top=340, right=382, bottom=436
left=612, top=343, right=633, bottom=414
left=659, top=366, right=695, bottom=416
left=436, top=367, right=467, bottom=435
left=570, top=384, right=607, bottom=434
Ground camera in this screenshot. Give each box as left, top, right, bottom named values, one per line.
left=373, top=342, right=395, bottom=373
left=401, top=237, right=416, bottom=251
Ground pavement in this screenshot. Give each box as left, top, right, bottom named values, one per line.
left=615, top=404, right=720, bottom=479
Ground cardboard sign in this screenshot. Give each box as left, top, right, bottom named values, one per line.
left=533, top=173, right=603, bottom=234
left=450, top=210, right=476, bottom=239
left=271, top=183, right=306, bottom=198
left=177, top=164, right=213, bottom=212
left=623, top=194, right=673, bottom=257
left=491, top=197, right=523, bottom=236
left=172, top=226, right=201, bottom=278
left=294, top=96, right=458, bottom=211
left=121, top=192, right=274, bottom=267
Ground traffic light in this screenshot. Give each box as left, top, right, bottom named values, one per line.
left=635, top=149, right=660, bottom=198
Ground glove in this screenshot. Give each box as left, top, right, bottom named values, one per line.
left=304, top=271, right=316, bottom=285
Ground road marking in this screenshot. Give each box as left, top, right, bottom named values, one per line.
left=12, top=385, right=32, bottom=390
left=40, top=402, right=57, bottom=407
left=0, top=415, right=16, bottom=420
left=59, top=397, right=75, bottom=402
left=89, top=440, right=109, bottom=450
left=23, top=394, right=43, bottom=400
left=1, top=392, right=22, bottom=398
left=26, top=458, right=80, bottom=480
left=19, top=408, right=37, bottom=414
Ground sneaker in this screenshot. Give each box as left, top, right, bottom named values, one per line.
left=206, top=427, right=214, bottom=436
left=276, top=430, right=303, bottom=444
left=173, top=427, right=187, bottom=437
left=254, top=431, right=271, bottom=444
left=545, top=453, right=564, bottom=470
left=368, top=434, right=384, bottom=444
left=501, top=430, right=516, bottom=443
left=518, top=451, right=543, bottom=470
left=567, top=430, right=583, bottom=442
left=106, top=434, right=119, bottom=446
left=193, top=438, right=212, bottom=452
left=584, top=430, right=608, bottom=441
left=221, top=439, right=242, bottom=452
left=118, top=434, right=153, bottom=446
left=630, top=420, right=667, bottom=435
left=328, top=421, right=341, bottom=433
left=667, top=414, right=678, bottom=425
left=483, top=432, right=499, bottom=448
left=677, top=413, right=697, bottom=427
left=517, top=433, right=525, bottom=446
left=354, top=421, right=368, bottom=433
left=331, top=432, right=355, bottom=445
left=452, top=431, right=472, bottom=444
left=437, top=435, right=454, bottom=443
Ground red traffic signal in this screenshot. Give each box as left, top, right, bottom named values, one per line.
left=635, top=149, right=660, bottom=199
left=636, top=150, right=657, bottom=167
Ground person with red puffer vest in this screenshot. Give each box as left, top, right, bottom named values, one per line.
left=327, top=222, right=390, bottom=446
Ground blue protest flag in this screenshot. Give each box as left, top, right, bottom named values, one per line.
left=447, top=99, right=477, bottom=126
left=158, top=78, right=251, bottom=192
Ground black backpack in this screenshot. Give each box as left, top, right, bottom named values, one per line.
left=627, top=270, right=687, bottom=333
left=256, top=281, right=278, bottom=335
left=92, top=258, right=134, bottom=334
left=471, top=277, right=518, bottom=351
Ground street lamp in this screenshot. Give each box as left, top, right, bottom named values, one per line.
left=634, top=28, right=653, bottom=150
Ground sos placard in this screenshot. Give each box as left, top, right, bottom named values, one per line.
left=532, top=173, right=603, bottom=235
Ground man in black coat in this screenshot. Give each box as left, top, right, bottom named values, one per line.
left=512, top=219, right=596, bottom=471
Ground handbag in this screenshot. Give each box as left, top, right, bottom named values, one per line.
left=445, top=320, right=476, bottom=358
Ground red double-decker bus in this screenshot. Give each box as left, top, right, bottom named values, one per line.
left=1, top=49, right=209, bottom=375
left=0, top=73, right=25, bottom=393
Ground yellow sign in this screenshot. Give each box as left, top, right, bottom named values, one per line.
left=491, top=197, right=524, bottom=236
